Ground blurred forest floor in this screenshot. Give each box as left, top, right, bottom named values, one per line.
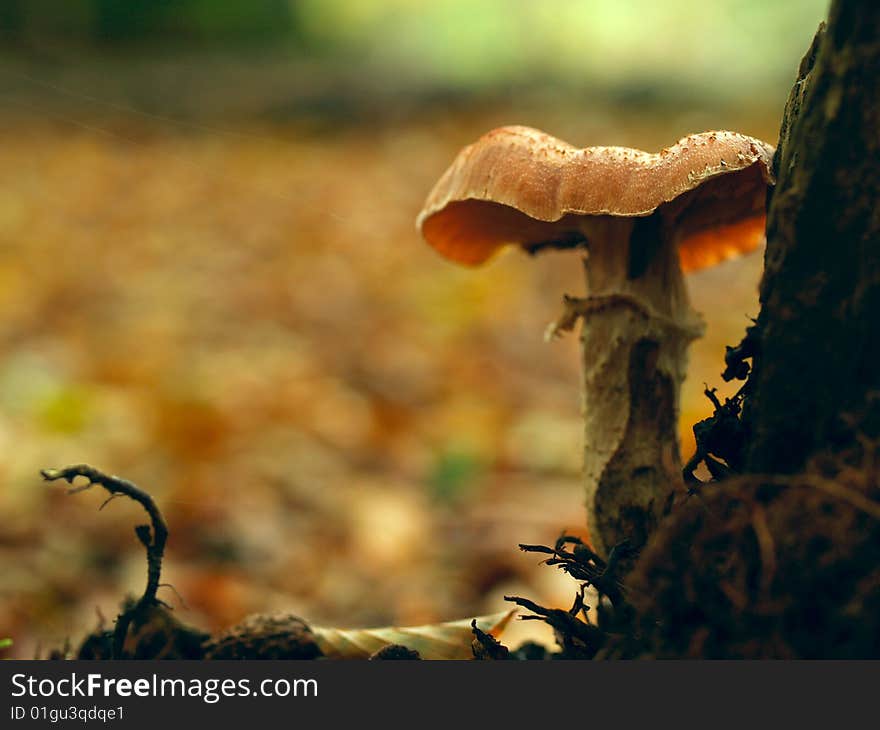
left=0, top=61, right=779, bottom=656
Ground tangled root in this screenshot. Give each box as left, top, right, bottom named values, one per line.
left=630, top=439, right=880, bottom=658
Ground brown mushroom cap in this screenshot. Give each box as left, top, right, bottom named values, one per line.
left=417, top=126, right=775, bottom=272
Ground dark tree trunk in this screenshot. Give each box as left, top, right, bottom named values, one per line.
left=743, top=0, right=880, bottom=474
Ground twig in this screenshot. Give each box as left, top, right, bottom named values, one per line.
left=41, top=464, right=169, bottom=658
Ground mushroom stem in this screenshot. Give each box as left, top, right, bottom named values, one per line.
left=564, top=216, right=704, bottom=557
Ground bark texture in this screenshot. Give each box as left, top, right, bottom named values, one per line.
left=744, top=0, right=880, bottom=473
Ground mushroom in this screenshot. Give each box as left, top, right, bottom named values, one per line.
left=417, top=126, right=774, bottom=556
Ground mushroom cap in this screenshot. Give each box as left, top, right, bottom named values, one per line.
left=417, top=126, right=775, bottom=272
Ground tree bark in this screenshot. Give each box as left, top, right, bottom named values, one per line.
left=743, top=0, right=880, bottom=474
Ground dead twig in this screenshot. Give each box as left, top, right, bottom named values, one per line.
left=41, top=464, right=169, bottom=658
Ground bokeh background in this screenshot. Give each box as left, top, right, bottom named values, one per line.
left=0, top=0, right=828, bottom=657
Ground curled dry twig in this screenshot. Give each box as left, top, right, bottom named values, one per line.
left=41, top=464, right=169, bottom=658
left=40, top=463, right=517, bottom=660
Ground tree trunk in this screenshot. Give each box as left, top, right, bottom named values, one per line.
left=743, top=0, right=880, bottom=474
